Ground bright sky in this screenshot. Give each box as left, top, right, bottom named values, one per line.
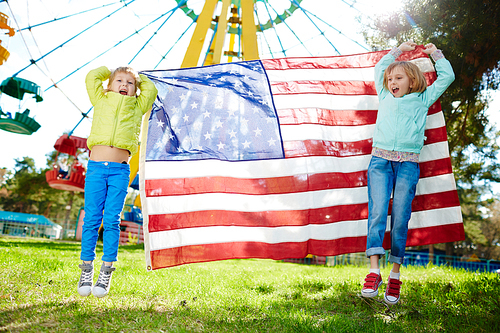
left=2, top=0, right=494, bottom=174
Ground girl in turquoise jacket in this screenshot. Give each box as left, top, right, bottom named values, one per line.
left=361, top=41, right=455, bottom=305
left=77, top=66, right=158, bottom=298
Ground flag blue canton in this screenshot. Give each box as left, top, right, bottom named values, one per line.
left=143, top=61, right=284, bottom=162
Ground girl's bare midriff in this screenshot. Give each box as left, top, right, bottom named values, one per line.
left=90, top=145, right=130, bottom=164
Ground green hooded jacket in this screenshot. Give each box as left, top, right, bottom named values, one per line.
left=85, top=66, right=158, bottom=156
left=373, top=49, right=455, bottom=154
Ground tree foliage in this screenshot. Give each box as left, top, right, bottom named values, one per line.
left=481, top=199, right=500, bottom=259
left=0, top=156, right=84, bottom=228
left=361, top=0, right=500, bottom=257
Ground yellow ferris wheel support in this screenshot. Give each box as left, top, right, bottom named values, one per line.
left=181, top=0, right=259, bottom=68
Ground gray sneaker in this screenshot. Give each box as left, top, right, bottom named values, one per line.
left=77, top=262, right=93, bottom=297
left=92, top=263, right=116, bottom=298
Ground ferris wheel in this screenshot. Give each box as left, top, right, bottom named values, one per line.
left=0, top=0, right=373, bottom=196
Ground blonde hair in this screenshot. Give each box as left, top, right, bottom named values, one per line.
left=105, top=66, right=140, bottom=94
left=383, top=61, right=427, bottom=94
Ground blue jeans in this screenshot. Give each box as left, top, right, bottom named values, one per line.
left=365, top=156, right=420, bottom=264
left=80, top=160, right=130, bottom=262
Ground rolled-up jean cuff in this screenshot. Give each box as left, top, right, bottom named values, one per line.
left=366, top=247, right=385, bottom=258
left=388, top=254, right=403, bottom=264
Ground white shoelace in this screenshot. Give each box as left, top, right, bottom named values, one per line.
left=79, top=265, right=93, bottom=286
left=95, top=266, right=115, bottom=288
left=96, top=272, right=110, bottom=287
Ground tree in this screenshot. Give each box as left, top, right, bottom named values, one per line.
left=361, top=0, right=500, bottom=255
left=0, top=156, right=84, bottom=232
left=0, top=168, right=11, bottom=205
left=481, top=199, right=500, bottom=259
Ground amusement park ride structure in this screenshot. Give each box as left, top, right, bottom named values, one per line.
left=0, top=0, right=369, bottom=220
left=0, top=12, right=42, bottom=136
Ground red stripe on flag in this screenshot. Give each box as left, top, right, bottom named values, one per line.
left=419, top=158, right=453, bottom=178
left=271, top=80, right=377, bottom=95
left=283, top=139, right=373, bottom=158
left=261, top=47, right=430, bottom=71
left=427, top=100, right=442, bottom=116
left=148, top=223, right=464, bottom=269
left=275, top=102, right=441, bottom=125
left=144, top=158, right=451, bottom=197
left=147, top=190, right=460, bottom=232
left=277, top=109, right=378, bottom=126
left=270, top=74, right=436, bottom=96
left=261, top=51, right=389, bottom=70
left=424, top=127, right=448, bottom=145
left=405, top=223, right=465, bottom=248
left=282, top=127, right=447, bottom=158
left=145, top=170, right=367, bottom=196
left=148, top=204, right=368, bottom=231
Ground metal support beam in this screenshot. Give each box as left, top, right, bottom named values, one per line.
left=210, top=0, right=231, bottom=65
left=181, top=0, right=218, bottom=68
left=240, top=0, right=259, bottom=60
left=227, top=6, right=239, bottom=62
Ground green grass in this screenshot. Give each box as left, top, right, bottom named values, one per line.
left=1, top=237, right=499, bottom=332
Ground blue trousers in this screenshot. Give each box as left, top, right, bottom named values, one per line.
left=80, top=160, right=130, bottom=262
left=365, top=156, right=420, bottom=264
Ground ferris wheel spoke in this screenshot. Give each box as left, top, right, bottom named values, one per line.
left=18, top=1, right=121, bottom=31
left=289, top=0, right=339, bottom=55
left=67, top=106, right=93, bottom=138
left=154, top=20, right=196, bottom=69
left=128, top=2, right=185, bottom=65
left=254, top=0, right=303, bottom=33
left=45, top=6, right=179, bottom=91
left=298, top=4, right=370, bottom=52
left=12, top=0, right=138, bottom=78
left=254, top=9, right=275, bottom=59
left=340, top=0, right=362, bottom=13
left=261, top=1, right=287, bottom=57
left=267, top=1, right=312, bottom=57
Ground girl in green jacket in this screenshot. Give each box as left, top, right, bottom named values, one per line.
left=77, top=66, right=158, bottom=298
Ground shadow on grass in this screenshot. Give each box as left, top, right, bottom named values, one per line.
left=242, top=276, right=500, bottom=333
left=0, top=237, right=145, bottom=252
left=0, top=239, right=80, bottom=251
left=0, top=295, right=391, bottom=333
left=1, top=278, right=499, bottom=333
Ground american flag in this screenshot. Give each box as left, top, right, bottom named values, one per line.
left=140, top=47, right=464, bottom=270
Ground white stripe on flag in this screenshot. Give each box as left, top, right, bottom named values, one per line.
left=279, top=112, right=445, bottom=142
left=280, top=123, right=375, bottom=142
left=148, top=206, right=462, bottom=251
left=265, top=58, right=434, bottom=83
left=273, top=94, right=379, bottom=110
left=144, top=141, right=450, bottom=180
left=145, top=173, right=456, bottom=215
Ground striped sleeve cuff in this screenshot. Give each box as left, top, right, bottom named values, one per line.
left=431, top=49, right=445, bottom=62
left=389, top=47, right=402, bottom=59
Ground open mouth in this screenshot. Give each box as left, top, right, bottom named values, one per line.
left=392, top=87, right=399, bottom=95
left=119, top=90, right=128, bottom=95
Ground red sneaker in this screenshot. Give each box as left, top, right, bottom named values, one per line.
left=361, top=272, right=383, bottom=298
left=384, top=277, right=402, bottom=305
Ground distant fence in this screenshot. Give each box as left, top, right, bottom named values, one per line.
left=404, top=252, right=500, bottom=273
left=0, top=220, right=61, bottom=239
left=1, top=217, right=144, bottom=245
left=284, top=251, right=500, bottom=273
left=2, top=220, right=499, bottom=272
